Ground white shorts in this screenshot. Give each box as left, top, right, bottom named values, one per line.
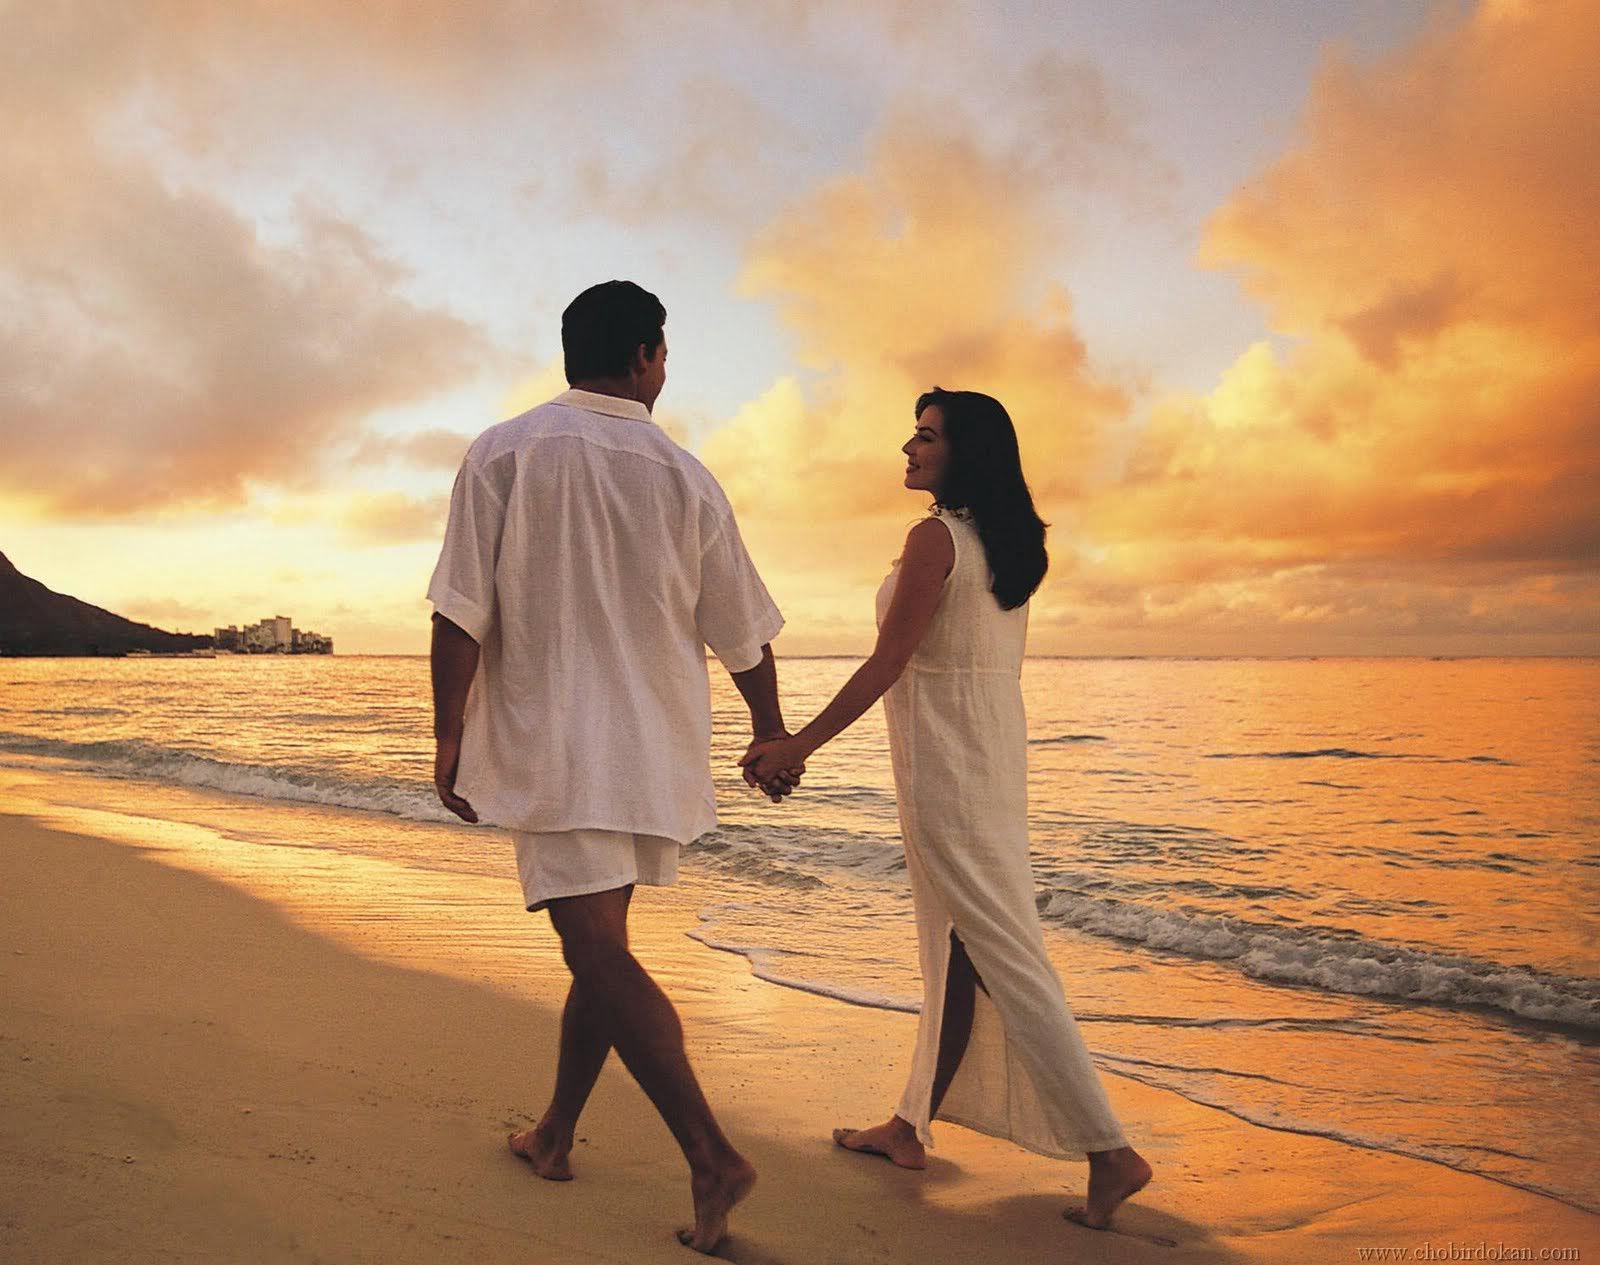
left=511, top=827, right=681, bottom=913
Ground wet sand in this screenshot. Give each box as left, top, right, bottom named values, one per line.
left=2, top=775, right=1595, bottom=1263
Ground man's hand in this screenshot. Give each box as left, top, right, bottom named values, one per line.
left=430, top=613, right=481, bottom=823
left=739, top=734, right=808, bottom=802
left=434, top=731, right=479, bottom=823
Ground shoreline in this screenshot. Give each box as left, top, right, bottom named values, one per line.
left=3, top=771, right=1597, bottom=1262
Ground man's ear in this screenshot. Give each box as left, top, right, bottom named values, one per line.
left=628, top=342, right=650, bottom=377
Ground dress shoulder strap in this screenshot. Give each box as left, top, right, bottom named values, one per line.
left=930, top=508, right=978, bottom=577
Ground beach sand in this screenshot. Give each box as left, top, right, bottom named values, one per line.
left=2, top=777, right=1596, bottom=1264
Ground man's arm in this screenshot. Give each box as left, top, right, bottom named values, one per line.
left=729, top=643, right=785, bottom=739
left=431, top=612, right=481, bottom=823
left=729, top=644, right=802, bottom=802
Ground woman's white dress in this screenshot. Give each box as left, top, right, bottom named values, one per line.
left=876, top=510, right=1128, bottom=1159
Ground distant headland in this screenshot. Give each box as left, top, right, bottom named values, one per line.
left=0, top=551, right=331, bottom=657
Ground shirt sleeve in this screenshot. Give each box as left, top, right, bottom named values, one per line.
left=695, top=508, right=784, bottom=674
left=426, top=458, right=505, bottom=643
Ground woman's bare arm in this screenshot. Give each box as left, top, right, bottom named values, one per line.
left=742, top=518, right=953, bottom=780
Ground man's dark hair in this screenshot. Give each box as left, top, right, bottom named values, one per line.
left=561, top=280, right=666, bottom=384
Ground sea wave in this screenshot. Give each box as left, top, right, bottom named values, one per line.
left=690, top=823, right=907, bottom=881
left=5, top=727, right=1592, bottom=1033
left=0, top=731, right=453, bottom=823
left=1034, top=888, right=1600, bottom=1032
left=1207, top=748, right=1516, bottom=765
left=687, top=824, right=1600, bottom=1032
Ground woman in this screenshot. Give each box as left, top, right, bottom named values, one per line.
left=742, top=388, right=1152, bottom=1231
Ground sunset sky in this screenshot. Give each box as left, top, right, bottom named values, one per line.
left=3, top=0, right=1595, bottom=655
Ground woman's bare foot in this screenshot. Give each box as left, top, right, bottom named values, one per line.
left=831, top=1117, right=927, bottom=1170
left=1065, top=1147, right=1153, bottom=1230
left=676, top=1155, right=757, bottom=1253
left=507, top=1124, right=574, bottom=1181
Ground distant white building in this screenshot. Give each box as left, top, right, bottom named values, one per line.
left=292, top=628, right=334, bottom=654
left=215, top=614, right=332, bottom=654
left=241, top=621, right=274, bottom=652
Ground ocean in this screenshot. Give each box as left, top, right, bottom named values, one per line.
left=2, top=655, right=1596, bottom=1214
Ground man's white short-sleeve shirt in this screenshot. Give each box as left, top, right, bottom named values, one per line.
left=427, top=388, right=783, bottom=842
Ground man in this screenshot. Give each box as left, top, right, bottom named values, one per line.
left=427, top=280, right=795, bottom=1253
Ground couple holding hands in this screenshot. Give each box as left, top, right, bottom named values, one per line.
left=428, top=280, right=1151, bottom=1254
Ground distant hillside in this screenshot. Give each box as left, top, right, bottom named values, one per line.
left=0, top=552, right=211, bottom=656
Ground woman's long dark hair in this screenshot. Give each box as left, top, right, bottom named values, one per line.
left=917, top=387, right=1048, bottom=610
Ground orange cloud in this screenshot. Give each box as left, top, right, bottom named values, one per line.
left=352, top=429, right=475, bottom=471
left=699, top=112, right=1134, bottom=639
left=1, top=3, right=616, bottom=118
left=569, top=76, right=800, bottom=231
left=0, top=3, right=525, bottom=519
left=0, top=0, right=703, bottom=523
left=1063, top=0, right=1599, bottom=650
left=695, top=3, right=1596, bottom=655
left=1202, top=1, right=1598, bottom=348
left=332, top=491, right=450, bottom=547
left=0, top=168, right=489, bottom=516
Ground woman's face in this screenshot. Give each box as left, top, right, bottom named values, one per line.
left=903, top=405, right=950, bottom=495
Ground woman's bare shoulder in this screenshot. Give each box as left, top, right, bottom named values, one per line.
left=902, top=515, right=955, bottom=576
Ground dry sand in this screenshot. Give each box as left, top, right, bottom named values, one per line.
left=2, top=796, right=1596, bottom=1264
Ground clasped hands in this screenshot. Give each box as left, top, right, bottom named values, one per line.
left=739, top=732, right=810, bottom=803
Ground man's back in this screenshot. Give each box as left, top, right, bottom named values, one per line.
left=428, top=388, right=782, bottom=843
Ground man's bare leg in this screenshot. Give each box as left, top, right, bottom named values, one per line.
left=547, top=887, right=754, bottom=1253
left=509, top=981, right=611, bottom=1179
left=510, top=891, right=634, bottom=1180
left=834, top=930, right=981, bottom=1170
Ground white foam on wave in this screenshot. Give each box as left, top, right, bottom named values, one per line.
left=1037, top=888, right=1600, bottom=1032
left=692, top=822, right=908, bottom=881
left=0, top=731, right=454, bottom=823
left=687, top=904, right=920, bottom=1013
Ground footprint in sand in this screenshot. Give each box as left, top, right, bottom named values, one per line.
left=1063, top=1209, right=1178, bottom=1248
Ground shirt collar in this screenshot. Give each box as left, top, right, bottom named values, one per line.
left=554, top=387, right=655, bottom=424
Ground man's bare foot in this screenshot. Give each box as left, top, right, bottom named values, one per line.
left=507, top=1125, right=574, bottom=1182
left=1065, top=1147, right=1153, bottom=1230
left=831, top=1117, right=926, bottom=1170
left=675, top=1156, right=757, bottom=1254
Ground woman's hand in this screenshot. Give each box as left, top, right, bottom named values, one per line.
left=739, top=735, right=809, bottom=801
